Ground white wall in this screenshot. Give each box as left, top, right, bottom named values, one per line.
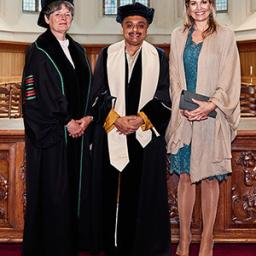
left=0, top=0, right=256, bottom=44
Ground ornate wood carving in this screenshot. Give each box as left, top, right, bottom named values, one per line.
left=0, top=175, right=8, bottom=201
left=232, top=185, right=256, bottom=224
left=21, top=150, right=26, bottom=214
left=0, top=131, right=25, bottom=241
left=0, top=174, right=8, bottom=221
left=0, top=209, right=5, bottom=220
left=0, top=148, right=9, bottom=224
left=232, top=151, right=256, bottom=224
left=239, top=151, right=256, bottom=186
left=0, top=151, right=8, bottom=160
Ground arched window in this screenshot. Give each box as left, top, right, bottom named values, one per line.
left=22, top=0, right=40, bottom=12
left=104, top=0, right=150, bottom=15
left=216, top=0, right=228, bottom=12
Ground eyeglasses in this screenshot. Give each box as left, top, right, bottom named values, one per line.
left=123, top=22, right=147, bottom=30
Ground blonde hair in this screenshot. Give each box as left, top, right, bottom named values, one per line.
left=184, top=0, right=217, bottom=38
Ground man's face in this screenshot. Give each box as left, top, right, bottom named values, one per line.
left=122, top=16, right=148, bottom=47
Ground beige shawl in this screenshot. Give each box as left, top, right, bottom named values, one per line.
left=165, top=25, right=241, bottom=183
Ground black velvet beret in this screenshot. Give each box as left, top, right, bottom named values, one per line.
left=37, top=0, right=74, bottom=28
left=116, top=2, right=154, bottom=24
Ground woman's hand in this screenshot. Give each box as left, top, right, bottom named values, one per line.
left=183, top=100, right=216, bottom=121
left=76, top=116, right=93, bottom=133
left=66, top=119, right=83, bottom=138
left=114, top=115, right=142, bottom=135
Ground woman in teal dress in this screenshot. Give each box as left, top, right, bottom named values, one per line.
left=166, top=1, right=241, bottom=256
left=170, top=26, right=225, bottom=182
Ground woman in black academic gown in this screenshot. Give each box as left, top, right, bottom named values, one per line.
left=21, top=1, right=92, bottom=255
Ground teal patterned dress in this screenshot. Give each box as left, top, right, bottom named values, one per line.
left=169, top=28, right=226, bottom=181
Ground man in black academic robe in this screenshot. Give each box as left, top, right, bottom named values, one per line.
left=79, top=3, right=171, bottom=256
left=21, top=2, right=92, bottom=254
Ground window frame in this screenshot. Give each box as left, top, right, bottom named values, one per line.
left=22, top=0, right=40, bottom=13
left=103, top=0, right=150, bottom=16
left=216, top=0, right=228, bottom=13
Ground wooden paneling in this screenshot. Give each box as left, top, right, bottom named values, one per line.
left=0, top=130, right=25, bottom=242
left=0, top=40, right=255, bottom=78
left=0, top=122, right=256, bottom=243
left=237, top=40, right=256, bottom=77
left=2, top=40, right=256, bottom=118
left=85, top=45, right=105, bottom=73
left=0, top=42, right=169, bottom=80
left=0, top=42, right=28, bottom=79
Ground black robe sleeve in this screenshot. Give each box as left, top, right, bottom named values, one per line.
left=90, top=48, right=109, bottom=100
left=140, top=48, right=171, bottom=135
left=22, top=45, right=71, bottom=148
left=88, top=48, right=115, bottom=124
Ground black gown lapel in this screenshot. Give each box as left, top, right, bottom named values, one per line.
left=125, top=51, right=142, bottom=116
left=36, top=29, right=91, bottom=118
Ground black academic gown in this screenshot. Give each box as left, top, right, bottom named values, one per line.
left=80, top=45, right=171, bottom=256
left=21, top=29, right=92, bottom=256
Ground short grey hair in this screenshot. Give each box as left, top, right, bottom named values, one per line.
left=44, top=1, right=74, bottom=19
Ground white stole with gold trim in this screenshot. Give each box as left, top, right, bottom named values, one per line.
left=107, top=40, right=160, bottom=171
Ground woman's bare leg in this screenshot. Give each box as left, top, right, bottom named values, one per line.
left=199, top=179, right=220, bottom=256
left=176, top=173, right=196, bottom=256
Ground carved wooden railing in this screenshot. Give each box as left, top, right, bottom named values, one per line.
left=0, top=82, right=22, bottom=118
left=0, top=82, right=254, bottom=119
left=240, top=84, right=256, bottom=117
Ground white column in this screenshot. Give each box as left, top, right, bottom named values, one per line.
left=0, top=0, right=5, bottom=17
left=250, top=0, right=256, bottom=12
left=177, top=0, right=185, bottom=19
left=229, top=0, right=250, bottom=26
left=75, top=0, right=99, bottom=30
left=4, top=0, right=22, bottom=26
left=150, top=0, right=182, bottom=31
